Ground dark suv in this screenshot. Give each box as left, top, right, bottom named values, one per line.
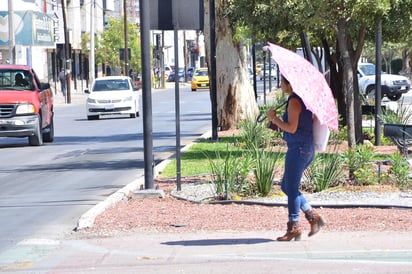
left=0, top=64, right=54, bottom=146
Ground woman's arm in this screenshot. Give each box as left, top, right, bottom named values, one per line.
left=268, top=97, right=301, bottom=133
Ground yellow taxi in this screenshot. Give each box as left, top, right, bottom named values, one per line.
left=255, top=63, right=264, bottom=75
left=191, top=67, right=209, bottom=91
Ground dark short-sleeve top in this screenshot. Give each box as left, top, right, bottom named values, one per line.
left=282, top=94, right=313, bottom=145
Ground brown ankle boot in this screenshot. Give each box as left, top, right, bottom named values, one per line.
left=277, top=221, right=302, bottom=241
left=305, top=209, right=325, bottom=237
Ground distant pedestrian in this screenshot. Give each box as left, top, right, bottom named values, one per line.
left=58, top=70, right=66, bottom=96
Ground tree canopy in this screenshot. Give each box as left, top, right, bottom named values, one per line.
left=227, top=0, right=412, bottom=146
left=94, top=17, right=141, bottom=75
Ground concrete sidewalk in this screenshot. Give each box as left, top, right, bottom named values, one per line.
left=2, top=231, right=411, bottom=273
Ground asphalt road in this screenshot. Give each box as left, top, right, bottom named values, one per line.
left=0, top=84, right=212, bottom=255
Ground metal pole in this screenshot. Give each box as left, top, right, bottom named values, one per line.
left=8, top=0, right=15, bottom=64
left=62, top=0, right=71, bottom=103
left=161, top=30, right=165, bottom=88
left=174, top=29, right=181, bottom=191
left=210, top=0, right=218, bottom=141
left=123, top=0, right=129, bottom=76
left=139, top=0, right=154, bottom=189
left=173, top=1, right=181, bottom=190
left=268, top=52, right=272, bottom=93
left=375, top=20, right=382, bottom=146
left=89, top=0, right=95, bottom=88
left=263, top=50, right=266, bottom=104
left=252, top=44, right=257, bottom=99
left=183, top=31, right=188, bottom=82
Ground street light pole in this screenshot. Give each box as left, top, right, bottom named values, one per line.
left=89, top=0, right=95, bottom=88
left=62, top=0, right=71, bottom=103
left=123, top=0, right=129, bottom=76
left=139, top=0, right=154, bottom=189
left=374, top=20, right=382, bottom=146
left=7, top=0, right=15, bottom=64
left=209, top=0, right=218, bottom=141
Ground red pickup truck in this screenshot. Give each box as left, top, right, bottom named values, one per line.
left=0, top=64, right=54, bottom=146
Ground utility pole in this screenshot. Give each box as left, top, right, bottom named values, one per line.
left=89, top=0, right=95, bottom=88
left=210, top=0, right=218, bottom=141
left=61, top=0, right=71, bottom=103
left=139, top=0, right=154, bottom=189
left=123, top=0, right=129, bottom=76
left=183, top=31, right=188, bottom=82
left=8, top=0, right=15, bottom=64
left=375, top=21, right=382, bottom=146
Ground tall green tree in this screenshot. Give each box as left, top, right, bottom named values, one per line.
left=230, top=0, right=412, bottom=147
left=95, top=17, right=141, bottom=75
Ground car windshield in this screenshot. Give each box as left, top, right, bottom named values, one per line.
left=195, top=70, right=208, bottom=76
left=359, top=64, right=382, bottom=76
left=0, top=69, right=34, bottom=90
left=93, top=79, right=129, bottom=91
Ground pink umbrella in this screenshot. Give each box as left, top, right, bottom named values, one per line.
left=267, top=42, right=338, bottom=131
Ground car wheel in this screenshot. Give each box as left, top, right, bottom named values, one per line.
left=366, top=85, right=384, bottom=99
left=192, top=88, right=196, bottom=91
left=388, top=94, right=402, bottom=101
left=87, top=115, right=99, bottom=120
left=42, top=116, right=54, bottom=142
left=29, top=116, right=43, bottom=146
left=130, top=113, right=136, bottom=118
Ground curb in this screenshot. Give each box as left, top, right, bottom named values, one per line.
left=76, top=130, right=213, bottom=230
left=76, top=176, right=145, bottom=230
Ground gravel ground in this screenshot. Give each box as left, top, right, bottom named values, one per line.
left=87, top=131, right=412, bottom=235
left=89, top=177, right=412, bottom=235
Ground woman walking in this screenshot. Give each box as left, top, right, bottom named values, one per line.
left=266, top=75, right=324, bottom=241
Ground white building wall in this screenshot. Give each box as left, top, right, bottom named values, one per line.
left=161, top=30, right=205, bottom=68
left=30, top=47, right=49, bottom=81
left=68, top=0, right=82, bottom=50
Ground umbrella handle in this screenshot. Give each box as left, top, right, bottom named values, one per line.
left=256, top=113, right=267, bottom=123
left=257, top=101, right=287, bottom=123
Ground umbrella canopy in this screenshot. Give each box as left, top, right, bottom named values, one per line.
left=267, top=42, right=338, bottom=131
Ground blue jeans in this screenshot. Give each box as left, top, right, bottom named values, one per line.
left=281, top=142, right=314, bottom=222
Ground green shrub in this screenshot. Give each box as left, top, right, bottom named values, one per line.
left=389, top=153, right=410, bottom=190
left=252, top=147, right=282, bottom=196
left=206, top=144, right=254, bottom=199
left=238, top=118, right=272, bottom=150
left=303, top=153, right=345, bottom=192
left=343, top=144, right=377, bottom=185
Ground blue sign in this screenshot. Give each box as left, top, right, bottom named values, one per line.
left=0, top=11, right=54, bottom=46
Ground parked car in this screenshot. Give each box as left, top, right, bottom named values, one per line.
left=85, top=76, right=141, bottom=120
left=187, top=66, right=195, bottom=79
left=191, top=68, right=209, bottom=91
left=255, top=63, right=264, bottom=75
left=248, top=67, right=254, bottom=81
left=259, top=65, right=277, bottom=80
left=0, top=64, right=54, bottom=146
left=167, top=67, right=185, bottom=82
left=164, top=65, right=173, bottom=78
left=358, top=63, right=410, bottom=101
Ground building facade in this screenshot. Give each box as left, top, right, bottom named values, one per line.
left=0, top=0, right=205, bottom=90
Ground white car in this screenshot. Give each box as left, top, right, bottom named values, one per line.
left=358, top=63, right=410, bottom=101
left=259, top=65, right=277, bottom=80
left=85, top=76, right=141, bottom=120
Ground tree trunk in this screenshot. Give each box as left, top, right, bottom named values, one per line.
left=204, top=0, right=259, bottom=130
left=402, top=49, right=412, bottom=77
left=322, top=37, right=346, bottom=126
left=337, top=19, right=356, bottom=148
